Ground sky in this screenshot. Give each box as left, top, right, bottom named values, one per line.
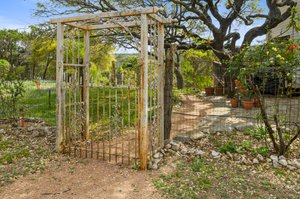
left=0, top=0, right=48, bottom=30
left=0, top=0, right=272, bottom=46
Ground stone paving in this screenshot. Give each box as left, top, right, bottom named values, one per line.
left=172, top=95, right=300, bottom=135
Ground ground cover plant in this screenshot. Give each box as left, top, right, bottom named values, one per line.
left=0, top=123, right=54, bottom=186
left=154, top=128, right=300, bottom=198
left=154, top=157, right=300, bottom=199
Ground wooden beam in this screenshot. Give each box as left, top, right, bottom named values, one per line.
left=83, top=30, right=90, bottom=140
left=148, top=14, right=176, bottom=24
left=56, top=22, right=64, bottom=152
left=157, top=23, right=165, bottom=148
left=65, top=22, right=87, bottom=30
left=139, top=14, right=149, bottom=170
left=49, top=7, right=161, bottom=24
left=82, top=20, right=156, bottom=30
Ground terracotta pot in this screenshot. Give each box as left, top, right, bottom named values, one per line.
left=239, top=87, right=246, bottom=93
left=230, top=98, right=239, bottom=108
left=234, top=80, right=242, bottom=88
left=205, top=87, right=215, bottom=96
left=243, top=100, right=254, bottom=110
left=215, top=87, right=223, bottom=96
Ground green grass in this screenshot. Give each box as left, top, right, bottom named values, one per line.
left=19, top=80, right=56, bottom=126
left=17, top=80, right=140, bottom=127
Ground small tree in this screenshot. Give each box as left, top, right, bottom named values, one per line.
left=228, top=40, right=300, bottom=155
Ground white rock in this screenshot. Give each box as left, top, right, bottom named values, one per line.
left=181, top=147, right=188, bottom=155
left=153, top=158, right=162, bottom=165
left=273, top=161, right=281, bottom=168
left=295, top=159, right=300, bottom=168
left=165, top=144, right=172, bottom=149
left=278, top=155, right=285, bottom=160
left=257, top=154, right=264, bottom=162
left=153, top=152, right=163, bottom=159
left=190, top=131, right=206, bottom=140
left=151, top=163, right=158, bottom=170
left=28, top=126, right=35, bottom=131
left=170, top=142, right=180, bottom=151
left=211, top=150, right=220, bottom=158
left=194, top=149, right=205, bottom=156
left=270, top=155, right=278, bottom=162
left=278, top=159, right=288, bottom=167
left=253, top=158, right=259, bottom=164
left=241, top=156, right=249, bottom=165
left=0, top=129, right=5, bottom=134
left=287, top=165, right=296, bottom=171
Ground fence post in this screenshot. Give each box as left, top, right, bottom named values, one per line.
left=56, top=22, right=64, bottom=152
left=83, top=30, right=90, bottom=140
left=139, top=13, right=149, bottom=170
left=157, top=23, right=165, bottom=147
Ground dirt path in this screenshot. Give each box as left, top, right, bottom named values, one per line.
left=0, top=157, right=162, bottom=199
left=0, top=95, right=206, bottom=199
left=171, top=95, right=210, bottom=137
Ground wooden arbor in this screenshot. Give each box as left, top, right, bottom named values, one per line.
left=50, top=7, right=174, bottom=170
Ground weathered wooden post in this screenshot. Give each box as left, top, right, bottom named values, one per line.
left=157, top=23, right=165, bottom=147
left=139, top=13, right=149, bottom=170
left=56, top=22, right=64, bottom=152
left=83, top=30, right=90, bottom=140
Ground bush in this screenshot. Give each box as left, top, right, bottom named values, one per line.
left=0, top=60, right=24, bottom=119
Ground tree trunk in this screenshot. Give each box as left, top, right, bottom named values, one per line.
left=174, top=52, right=184, bottom=89
left=42, top=57, right=51, bottom=79
left=32, top=62, right=36, bottom=80
left=164, top=43, right=176, bottom=140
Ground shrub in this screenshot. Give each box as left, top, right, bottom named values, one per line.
left=0, top=60, right=24, bottom=119
left=219, top=141, right=238, bottom=153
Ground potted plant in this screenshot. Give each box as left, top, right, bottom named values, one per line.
left=215, top=83, right=224, bottom=96
left=230, top=93, right=239, bottom=108
left=241, top=90, right=254, bottom=110
left=205, top=85, right=215, bottom=96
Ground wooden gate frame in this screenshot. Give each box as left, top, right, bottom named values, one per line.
left=50, top=7, right=175, bottom=170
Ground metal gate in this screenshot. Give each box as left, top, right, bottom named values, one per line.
left=52, top=7, right=175, bottom=169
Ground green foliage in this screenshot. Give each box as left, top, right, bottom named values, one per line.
left=0, top=60, right=25, bottom=119
left=228, top=39, right=300, bottom=91
left=254, top=147, right=270, bottom=157
left=0, top=59, right=10, bottom=78
left=118, top=54, right=139, bottom=85
left=245, top=127, right=267, bottom=140
left=0, top=147, right=30, bottom=165
left=191, top=158, right=206, bottom=172
left=90, top=62, right=110, bottom=84
left=240, top=90, right=254, bottom=100
left=219, top=141, right=238, bottom=153
left=239, top=140, right=253, bottom=152
left=181, top=49, right=215, bottom=90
